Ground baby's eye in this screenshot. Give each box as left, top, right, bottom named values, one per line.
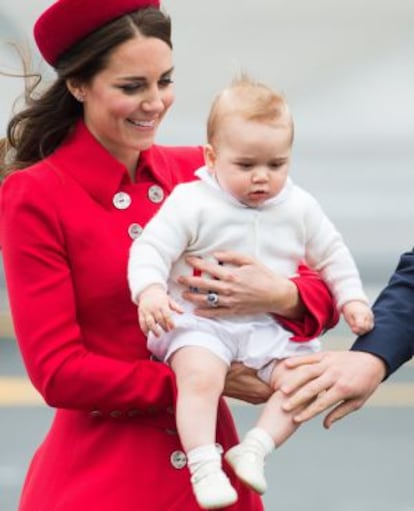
left=237, top=162, right=253, bottom=169
left=269, top=161, right=285, bottom=170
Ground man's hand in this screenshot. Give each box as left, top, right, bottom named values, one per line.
left=271, top=351, right=386, bottom=428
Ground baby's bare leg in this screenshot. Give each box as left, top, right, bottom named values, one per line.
left=256, top=389, right=301, bottom=446
left=225, top=360, right=307, bottom=495
left=256, top=361, right=305, bottom=446
left=169, top=346, right=228, bottom=451
left=169, top=346, right=237, bottom=508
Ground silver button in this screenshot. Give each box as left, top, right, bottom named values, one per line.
left=148, top=185, right=164, bottom=204
left=113, top=191, right=131, bottom=210
left=170, top=450, right=187, bottom=469
left=128, top=223, right=143, bottom=240
left=166, top=405, right=175, bottom=415
left=109, top=410, right=122, bottom=418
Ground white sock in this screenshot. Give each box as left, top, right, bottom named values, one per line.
left=243, top=427, right=274, bottom=456
left=187, top=444, right=221, bottom=477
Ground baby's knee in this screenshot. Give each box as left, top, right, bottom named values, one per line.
left=181, top=368, right=225, bottom=396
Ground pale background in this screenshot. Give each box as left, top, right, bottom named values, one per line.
left=1, top=2, right=414, bottom=511
left=1, top=0, right=414, bottom=284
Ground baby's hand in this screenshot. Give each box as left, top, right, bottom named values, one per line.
left=138, top=285, right=184, bottom=336
left=342, top=300, right=374, bottom=335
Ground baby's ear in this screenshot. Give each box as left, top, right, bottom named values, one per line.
left=203, top=144, right=216, bottom=171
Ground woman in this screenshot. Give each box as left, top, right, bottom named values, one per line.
left=0, top=0, right=337, bottom=509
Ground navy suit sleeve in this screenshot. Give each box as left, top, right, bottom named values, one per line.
left=351, top=251, right=414, bottom=377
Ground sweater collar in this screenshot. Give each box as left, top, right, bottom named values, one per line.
left=195, top=165, right=293, bottom=208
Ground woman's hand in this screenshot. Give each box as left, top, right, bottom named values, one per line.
left=178, top=251, right=304, bottom=319
left=272, top=351, right=387, bottom=428
left=223, top=362, right=272, bottom=404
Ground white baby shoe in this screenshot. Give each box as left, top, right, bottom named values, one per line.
left=191, top=466, right=238, bottom=509
left=225, top=443, right=267, bottom=495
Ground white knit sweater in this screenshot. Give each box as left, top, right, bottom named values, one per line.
left=128, top=167, right=367, bottom=312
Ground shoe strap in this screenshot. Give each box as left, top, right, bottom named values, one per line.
left=191, top=462, right=225, bottom=484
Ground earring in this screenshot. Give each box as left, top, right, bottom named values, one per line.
left=74, top=94, right=84, bottom=103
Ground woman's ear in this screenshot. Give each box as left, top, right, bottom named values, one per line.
left=66, top=79, right=86, bottom=103
left=204, top=144, right=216, bottom=171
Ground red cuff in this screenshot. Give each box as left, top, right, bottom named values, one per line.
left=276, top=264, right=339, bottom=342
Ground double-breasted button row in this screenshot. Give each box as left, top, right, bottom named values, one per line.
left=112, top=187, right=164, bottom=240
left=112, top=185, right=164, bottom=211
left=89, top=409, right=140, bottom=419
left=88, top=404, right=175, bottom=419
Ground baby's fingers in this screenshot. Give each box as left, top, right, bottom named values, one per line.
left=350, top=313, right=375, bottom=335
left=169, top=298, right=184, bottom=315
left=140, top=312, right=160, bottom=336
left=150, top=308, right=173, bottom=332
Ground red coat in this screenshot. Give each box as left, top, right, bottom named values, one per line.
left=0, top=121, right=337, bottom=511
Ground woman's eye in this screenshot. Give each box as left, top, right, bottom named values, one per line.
left=119, top=84, right=143, bottom=94
left=159, top=77, right=174, bottom=88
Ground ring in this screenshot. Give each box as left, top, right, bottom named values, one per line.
left=206, top=291, right=219, bottom=308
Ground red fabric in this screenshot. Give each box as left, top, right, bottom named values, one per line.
left=276, top=263, right=339, bottom=342
left=1, top=120, right=336, bottom=510
left=34, top=0, right=160, bottom=66
left=1, top=122, right=263, bottom=511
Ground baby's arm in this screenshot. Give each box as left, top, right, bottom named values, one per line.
left=138, top=284, right=184, bottom=336
left=342, top=300, right=374, bottom=335
left=304, top=193, right=372, bottom=334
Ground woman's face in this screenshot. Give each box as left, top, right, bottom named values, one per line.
left=73, top=35, right=174, bottom=174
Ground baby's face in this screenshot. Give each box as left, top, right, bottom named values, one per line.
left=209, top=115, right=292, bottom=208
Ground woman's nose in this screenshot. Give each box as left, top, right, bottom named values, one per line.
left=141, top=87, right=164, bottom=113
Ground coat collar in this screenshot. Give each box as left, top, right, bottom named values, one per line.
left=47, top=120, right=174, bottom=207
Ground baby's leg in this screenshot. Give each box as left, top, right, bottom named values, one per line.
left=169, top=345, right=228, bottom=451
left=225, top=360, right=305, bottom=495
left=255, top=360, right=303, bottom=447
left=169, top=346, right=237, bottom=509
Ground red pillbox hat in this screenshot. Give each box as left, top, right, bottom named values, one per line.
left=34, top=0, right=160, bottom=66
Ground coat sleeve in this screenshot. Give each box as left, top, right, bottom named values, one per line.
left=275, top=263, right=339, bottom=342
left=351, top=251, right=414, bottom=377
left=1, top=171, right=177, bottom=415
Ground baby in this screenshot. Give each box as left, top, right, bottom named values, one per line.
left=128, top=75, right=373, bottom=509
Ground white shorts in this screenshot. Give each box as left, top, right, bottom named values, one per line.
left=147, top=313, right=321, bottom=383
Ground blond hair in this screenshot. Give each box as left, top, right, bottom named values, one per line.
left=207, top=74, right=293, bottom=145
